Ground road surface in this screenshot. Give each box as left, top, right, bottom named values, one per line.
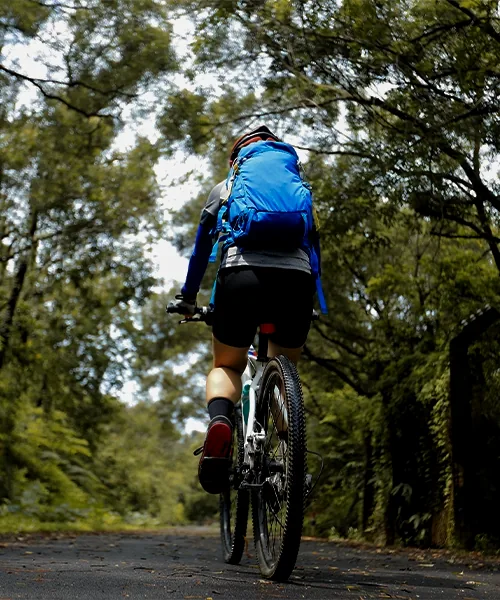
left=1, top=527, right=499, bottom=599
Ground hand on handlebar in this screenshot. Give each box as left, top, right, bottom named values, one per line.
left=166, top=293, right=197, bottom=318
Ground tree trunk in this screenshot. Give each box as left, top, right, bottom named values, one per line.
left=0, top=209, right=38, bottom=370
left=449, top=307, right=500, bottom=548
left=362, top=433, right=375, bottom=536
left=0, top=259, right=28, bottom=370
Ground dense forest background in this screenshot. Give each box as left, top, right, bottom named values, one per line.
left=1, top=0, right=500, bottom=550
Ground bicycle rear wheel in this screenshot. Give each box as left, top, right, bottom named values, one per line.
left=220, top=405, right=249, bottom=564
left=251, top=355, right=307, bottom=581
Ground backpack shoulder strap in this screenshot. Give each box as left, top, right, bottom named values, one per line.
left=220, top=165, right=238, bottom=203
left=220, top=182, right=230, bottom=202
left=209, top=171, right=235, bottom=263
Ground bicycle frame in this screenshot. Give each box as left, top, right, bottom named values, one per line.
left=239, top=326, right=290, bottom=482
left=241, top=349, right=266, bottom=472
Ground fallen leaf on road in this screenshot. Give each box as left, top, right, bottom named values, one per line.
left=348, top=568, right=371, bottom=575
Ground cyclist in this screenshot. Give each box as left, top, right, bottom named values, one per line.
left=168, top=125, right=320, bottom=494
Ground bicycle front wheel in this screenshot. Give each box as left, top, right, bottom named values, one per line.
left=220, top=405, right=249, bottom=564
left=251, top=355, right=307, bottom=581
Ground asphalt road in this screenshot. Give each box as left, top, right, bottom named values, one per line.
left=1, top=527, right=500, bottom=599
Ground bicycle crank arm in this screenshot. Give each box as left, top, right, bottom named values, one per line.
left=239, top=481, right=266, bottom=490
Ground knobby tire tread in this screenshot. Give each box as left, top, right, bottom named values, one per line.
left=220, top=405, right=249, bottom=564
left=251, top=355, right=307, bottom=581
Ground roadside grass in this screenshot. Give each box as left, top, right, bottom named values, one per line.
left=0, top=510, right=220, bottom=536
left=0, top=511, right=168, bottom=535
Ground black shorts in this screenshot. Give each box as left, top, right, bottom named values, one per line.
left=212, top=267, right=315, bottom=348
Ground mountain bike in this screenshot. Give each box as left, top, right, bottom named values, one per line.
left=170, top=305, right=321, bottom=582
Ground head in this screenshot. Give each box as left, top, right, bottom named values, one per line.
left=229, top=125, right=280, bottom=165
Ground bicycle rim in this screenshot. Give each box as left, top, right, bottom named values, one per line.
left=251, top=355, right=307, bottom=581
left=220, top=405, right=249, bottom=564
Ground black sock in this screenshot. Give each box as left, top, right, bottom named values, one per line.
left=207, top=397, right=234, bottom=421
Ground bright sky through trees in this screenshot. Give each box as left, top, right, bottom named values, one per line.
left=3, top=14, right=197, bottom=292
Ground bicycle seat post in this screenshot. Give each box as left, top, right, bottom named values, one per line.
left=257, top=323, right=275, bottom=361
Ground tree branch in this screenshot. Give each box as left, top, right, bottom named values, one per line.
left=409, top=18, right=473, bottom=45
left=293, top=144, right=371, bottom=158
left=429, top=232, right=487, bottom=240
left=28, top=0, right=85, bottom=9
left=312, top=321, right=366, bottom=359
left=445, top=0, right=500, bottom=45
left=0, top=64, right=117, bottom=119
left=302, top=345, right=368, bottom=397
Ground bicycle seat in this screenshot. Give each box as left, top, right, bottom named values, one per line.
left=259, top=323, right=276, bottom=334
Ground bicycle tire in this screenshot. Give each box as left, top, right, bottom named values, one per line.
left=220, top=405, right=249, bottom=564
left=251, top=355, right=307, bottom=581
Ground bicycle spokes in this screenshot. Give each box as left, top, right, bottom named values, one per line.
left=251, top=356, right=306, bottom=581
left=257, top=374, right=290, bottom=564
left=220, top=407, right=249, bottom=565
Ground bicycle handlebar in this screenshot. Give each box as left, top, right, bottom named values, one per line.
left=166, top=305, right=320, bottom=325
left=166, top=304, right=213, bottom=325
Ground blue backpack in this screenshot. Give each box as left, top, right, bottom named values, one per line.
left=209, top=141, right=327, bottom=313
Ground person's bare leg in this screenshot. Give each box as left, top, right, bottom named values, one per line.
left=198, top=337, right=250, bottom=494
left=268, top=340, right=302, bottom=364
left=206, top=336, right=249, bottom=403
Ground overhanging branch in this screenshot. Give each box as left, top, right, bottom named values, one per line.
left=302, top=345, right=368, bottom=397
left=0, top=64, right=116, bottom=119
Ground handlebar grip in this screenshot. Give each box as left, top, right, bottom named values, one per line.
left=166, top=304, right=213, bottom=325
left=166, top=302, right=181, bottom=314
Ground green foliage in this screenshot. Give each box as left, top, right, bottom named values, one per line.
left=3, top=0, right=500, bottom=550
left=161, top=0, right=500, bottom=548
left=93, top=402, right=207, bottom=524
left=0, top=0, right=213, bottom=532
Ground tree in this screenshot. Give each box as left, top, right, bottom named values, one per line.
left=0, top=0, right=185, bottom=517
left=158, top=0, right=500, bottom=547
left=170, top=0, right=500, bottom=271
